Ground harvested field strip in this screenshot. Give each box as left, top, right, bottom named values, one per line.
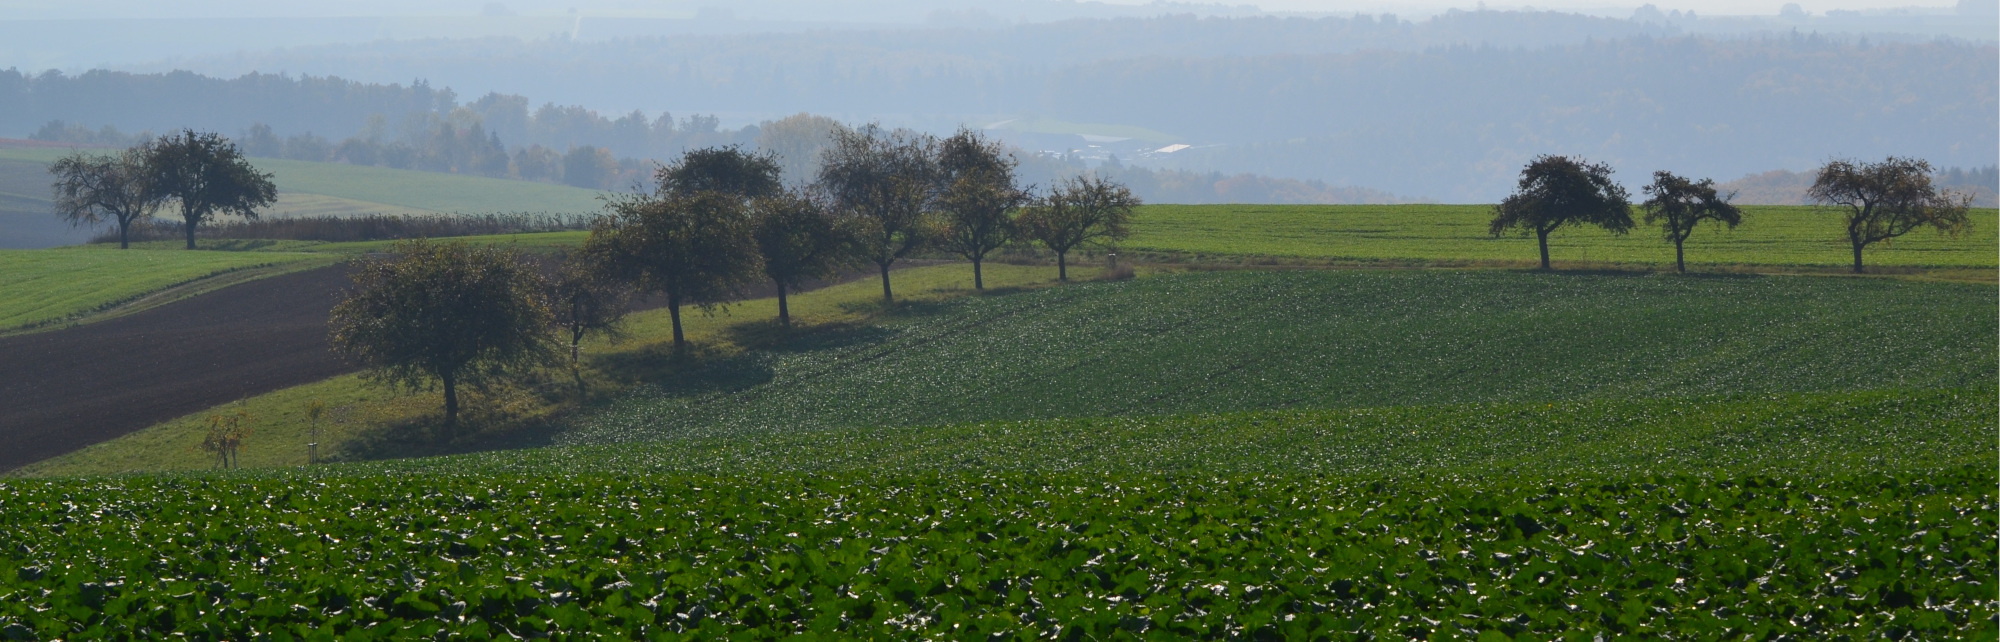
left=0, top=248, right=330, bottom=333
left=12, top=262, right=1090, bottom=476
left=0, top=265, right=356, bottom=471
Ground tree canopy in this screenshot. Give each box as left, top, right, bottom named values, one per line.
left=816, top=124, right=941, bottom=301
left=1641, top=171, right=1742, bottom=273
left=752, top=191, right=858, bottom=326
left=659, top=145, right=784, bottom=200
left=1018, top=175, right=1138, bottom=281
left=48, top=146, right=162, bottom=249
left=1807, top=157, right=1973, bottom=274
left=143, top=130, right=278, bottom=249
left=328, top=239, right=557, bottom=426
left=1489, top=155, right=1633, bottom=269
left=936, top=129, right=1028, bottom=290
left=588, top=190, right=763, bottom=350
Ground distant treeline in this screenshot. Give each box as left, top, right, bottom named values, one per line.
left=96, top=213, right=590, bottom=245
left=6, top=26, right=1990, bottom=200
left=1720, top=165, right=1998, bottom=208
left=29, top=109, right=1402, bottom=204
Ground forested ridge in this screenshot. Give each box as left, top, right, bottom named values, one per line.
left=2, top=12, right=1991, bottom=200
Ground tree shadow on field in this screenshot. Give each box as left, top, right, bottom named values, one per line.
left=1520, top=267, right=1658, bottom=278
left=724, top=320, right=898, bottom=354
left=332, top=386, right=572, bottom=462
left=588, top=343, right=777, bottom=394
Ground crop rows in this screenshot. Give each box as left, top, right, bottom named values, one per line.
left=0, top=468, right=1990, bottom=640
left=568, top=270, right=1996, bottom=445
left=371, top=388, right=1996, bottom=479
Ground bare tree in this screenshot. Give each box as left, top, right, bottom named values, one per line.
left=752, top=190, right=859, bottom=326
left=328, top=240, right=558, bottom=426
left=1641, top=171, right=1743, bottom=273
left=1807, top=157, right=1973, bottom=274
left=1019, top=175, right=1139, bottom=281
left=936, top=129, right=1029, bottom=290
left=1489, top=155, right=1633, bottom=269
left=816, top=124, right=941, bottom=301
left=587, top=190, right=763, bottom=351
left=49, top=146, right=163, bottom=249
left=143, top=130, right=278, bottom=249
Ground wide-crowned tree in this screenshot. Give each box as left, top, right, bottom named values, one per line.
left=1489, top=155, right=1633, bottom=269
left=1641, top=171, right=1743, bottom=273
left=49, top=146, right=162, bottom=249
left=816, top=124, right=941, bottom=302
left=588, top=190, right=762, bottom=350
left=1019, top=175, right=1139, bottom=281
left=328, top=239, right=557, bottom=426
left=143, top=130, right=278, bottom=249
left=1807, top=157, right=1973, bottom=274
left=936, top=129, right=1029, bottom=290
left=546, top=252, right=630, bottom=396
left=659, top=145, right=783, bottom=200
left=752, top=190, right=858, bottom=326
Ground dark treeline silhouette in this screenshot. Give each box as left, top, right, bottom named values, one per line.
left=93, top=213, right=590, bottom=245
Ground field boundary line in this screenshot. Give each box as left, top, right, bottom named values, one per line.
left=0, top=257, right=341, bottom=338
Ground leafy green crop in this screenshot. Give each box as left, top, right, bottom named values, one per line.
left=357, top=388, right=1993, bottom=479
left=0, top=469, right=1989, bottom=639
left=567, top=270, right=1995, bottom=445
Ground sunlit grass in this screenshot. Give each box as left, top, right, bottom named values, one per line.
left=0, top=248, right=331, bottom=333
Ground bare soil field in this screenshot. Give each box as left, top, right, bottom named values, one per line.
left=0, top=260, right=941, bottom=472
left=0, top=266, right=353, bottom=471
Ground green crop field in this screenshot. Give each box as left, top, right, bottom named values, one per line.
left=1, top=266, right=1993, bottom=637
left=1125, top=204, right=2000, bottom=271
left=565, top=270, right=1994, bottom=445
left=0, top=388, right=1989, bottom=638
left=0, top=248, right=331, bottom=333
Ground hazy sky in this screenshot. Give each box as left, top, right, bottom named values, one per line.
left=0, top=0, right=1970, bottom=19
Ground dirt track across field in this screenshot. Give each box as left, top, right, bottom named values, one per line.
left=0, top=259, right=949, bottom=472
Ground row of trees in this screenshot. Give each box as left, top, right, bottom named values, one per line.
left=584, top=126, right=1139, bottom=346
left=329, top=127, right=1140, bottom=424
left=50, top=130, right=277, bottom=249
left=1490, top=155, right=1972, bottom=273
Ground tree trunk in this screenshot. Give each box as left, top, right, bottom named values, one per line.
left=776, top=279, right=791, bottom=327
left=184, top=215, right=198, bottom=250
left=1675, top=239, right=1686, bottom=273
left=441, top=372, right=459, bottom=425
left=668, top=290, right=686, bottom=350
left=1851, top=240, right=1865, bottom=274
left=1057, top=252, right=1068, bottom=281
left=973, top=258, right=984, bottom=290
left=1536, top=229, right=1551, bottom=270
left=879, top=261, right=894, bottom=302
left=571, top=332, right=585, bottom=398
left=118, top=220, right=130, bottom=249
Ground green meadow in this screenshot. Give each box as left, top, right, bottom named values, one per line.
left=1124, top=204, right=2000, bottom=271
